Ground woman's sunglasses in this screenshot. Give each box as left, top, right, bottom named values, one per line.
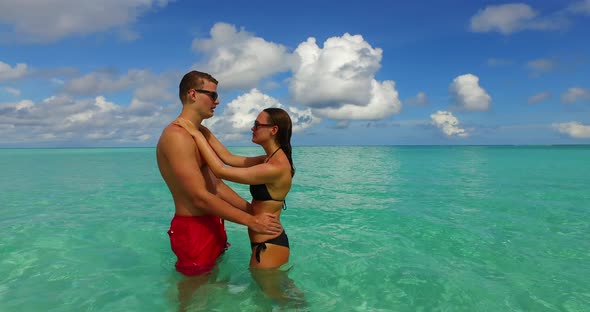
left=253, top=120, right=274, bottom=129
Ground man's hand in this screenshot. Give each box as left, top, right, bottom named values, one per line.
left=249, top=213, right=283, bottom=235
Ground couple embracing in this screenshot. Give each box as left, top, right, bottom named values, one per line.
left=156, top=71, right=295, bottom=280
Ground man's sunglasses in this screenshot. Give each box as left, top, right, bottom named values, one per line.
left=193, top=89, right=218, bottom=101
left=253, top=120, right=274, bottom=129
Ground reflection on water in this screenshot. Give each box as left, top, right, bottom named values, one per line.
left=2, top=146, right=590, bottom=311
left=171, top=264, right=308, bottom=311
left=250, top=266, right=308, bottom=310
left=294, top=146, right=402, bottom=211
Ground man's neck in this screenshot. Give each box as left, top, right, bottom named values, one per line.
left=178, top=110, right=203, bottom=126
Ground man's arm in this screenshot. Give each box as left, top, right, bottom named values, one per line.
left=162, top=127, right=279, bottom=233
left=215, top=178, right=252, bottom=214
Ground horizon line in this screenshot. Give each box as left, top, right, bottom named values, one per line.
left=1, top=143, right=590, bottom=150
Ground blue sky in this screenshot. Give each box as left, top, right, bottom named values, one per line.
left=1, top=0, right=589, bottom=147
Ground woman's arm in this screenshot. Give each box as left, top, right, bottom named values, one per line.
left=193, top=129, right=282, bottom=186
left=174, top=118, right=280, bottom=185
left=200, top=125, right=266, bottom=167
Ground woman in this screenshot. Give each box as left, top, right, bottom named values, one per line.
left=178, top=107, right=295, bottom=269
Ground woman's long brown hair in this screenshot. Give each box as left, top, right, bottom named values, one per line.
left=264, top=107, right=295, bottom=176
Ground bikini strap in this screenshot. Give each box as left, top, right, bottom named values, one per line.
left=251, top=242, right=267, bottom=263
left=265, top=147, right=281, bottom=163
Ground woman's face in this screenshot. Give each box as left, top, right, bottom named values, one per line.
left=251, top=111, right=275, bottom=145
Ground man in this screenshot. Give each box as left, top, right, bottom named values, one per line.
left=156, top=70, right=282, bottom=276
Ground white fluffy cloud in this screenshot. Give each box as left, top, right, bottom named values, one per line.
left=528, top=91, right=551, bottom=104
left=191, top=26, right=399, bottom=121
left=0, top=61, right=28, bottom=81
left=0, top=63, right=321, bottom=146
left=61, top=69, right=177, bottom=116
left=290, top=33, right=400, bottom=120
left=205, top=89, right=317, bottom=142
left=63, top=69, right=154, bottom=95
left=0, top=93, right=176, bottom=146
left=561, top=87, right=590, bottom=104
left=312, top=80, right=401, bottom=120
left=470, top=3, right=537, bottom=34
left=0, top=0, right=171, bottom=43
left=469, top=3, right=568, bottom=34
left=430, top=111, right=468, bottom=137
left=553, top=122, right=590, bottom=138
left=192, top=23, right=293, bottom=90
left=450, top=74, right=492, bottom=111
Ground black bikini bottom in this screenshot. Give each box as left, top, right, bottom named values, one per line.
left=250, top=231, right=289, bottom=263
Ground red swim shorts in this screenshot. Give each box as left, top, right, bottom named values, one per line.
left=167, top=214, right=229, bottom=276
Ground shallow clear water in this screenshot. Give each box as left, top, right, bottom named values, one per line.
left=1, top=146, right=589, bottom=311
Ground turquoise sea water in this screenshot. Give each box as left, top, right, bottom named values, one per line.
left=1, top=146, right=589, bottom=311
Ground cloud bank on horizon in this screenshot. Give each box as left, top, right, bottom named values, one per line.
left=0, top=0, right=589, bottom=146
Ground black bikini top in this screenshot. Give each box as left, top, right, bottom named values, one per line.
left=249, top=184, right=283, bottom=201
left=249, top=147, right=286, bottom=209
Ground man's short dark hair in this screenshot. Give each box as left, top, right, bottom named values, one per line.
left=179, top=71, right=218, bottom=104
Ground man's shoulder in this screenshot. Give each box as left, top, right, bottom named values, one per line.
left=161, top=123, right=190, bottom=139
left=158, top=124, right=195, bottom=151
